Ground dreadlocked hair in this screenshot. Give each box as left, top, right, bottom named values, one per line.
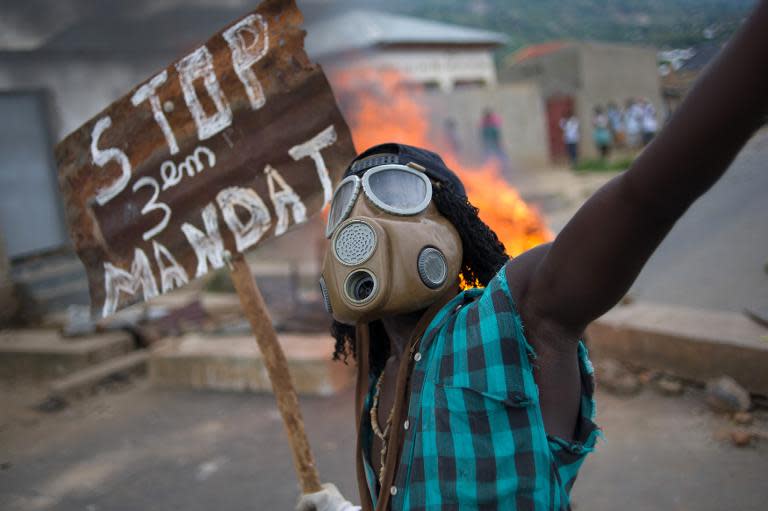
left=330, top=181, right=510, bottom=372
left=331, top=318, right=390, bottom=375
left=431, top=182, right=509, bottom=286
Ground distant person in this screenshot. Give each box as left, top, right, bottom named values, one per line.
left=442, top=118, right=461, bottom=155
left=641, top=99, right=659, bottom=146
left=592, top=105, right=612, bottom=160
left=607, top=101, right=625, bottom=148
left=624, top=98, right=643, bottom=149
left=559, top=110, right=580, bottom=167
left=479, top=108, right=508, bottom=165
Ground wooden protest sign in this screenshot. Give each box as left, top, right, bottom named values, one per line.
left=55, top=0, right=355, bottom=318
left=54, top=0, right=356, bottom=494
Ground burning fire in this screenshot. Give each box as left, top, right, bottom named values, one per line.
left=329, top=67, right=551, bottom=261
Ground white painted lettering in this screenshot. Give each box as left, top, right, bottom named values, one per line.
left=152, top=241, right=189, bottom=293
left=132, top=177, right=171, bottom=241
left=288, top=125, right=337, bottom=205
left=91, top=116, right=132, bottom=206
left=160, top=146, right=216, bottom=190
left=265, top=165, right=306, bottom=236
left=178, top=146, right=216, bottom=178
left=222, top=14, right=269, bottom=111
left=176, top=46, right=233, bottom=140
left=102, top=248, right=159, bottom=317
left=160, top=160, right=182, bottom=190
left=216, top=186, right=271, bottom=252
left=181, top=203, right=226, bottom=277
left=131, top=70, right=179, bottom=155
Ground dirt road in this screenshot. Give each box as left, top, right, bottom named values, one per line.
left=1, top=381, right=766, bottom=511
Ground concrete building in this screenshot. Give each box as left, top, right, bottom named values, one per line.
left=0, top=3, right=550, bottom=313
left=500, top=41, right=663, bottom=161
left=306, top=9, right=550, bottom=170
left=419, top=83, right=550, bottom=171
left=305, top=9, right=507, bottom=92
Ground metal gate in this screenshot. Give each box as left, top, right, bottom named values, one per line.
left=545, top=95, right=575, bottom=163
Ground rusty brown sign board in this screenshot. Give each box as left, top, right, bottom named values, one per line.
left=55, top=0, right=355, bottom=318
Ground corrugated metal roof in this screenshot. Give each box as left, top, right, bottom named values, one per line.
left=305, top=9, right=507, bottom=58
left=680, top=42, right=723, bottom=72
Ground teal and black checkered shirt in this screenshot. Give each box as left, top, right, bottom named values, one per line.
left=361, top=265, right=600, bottom=510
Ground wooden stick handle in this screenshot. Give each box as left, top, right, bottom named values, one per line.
left=228, top=254, right=322, bottom=493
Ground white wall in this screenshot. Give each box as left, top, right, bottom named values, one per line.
left=422, top=81, right=550, bottom=171
left=333, top=47, right=498, bottom=92
left=0, top=55, right=161, bottom=141
left=577, top=42, right=663, bottom=158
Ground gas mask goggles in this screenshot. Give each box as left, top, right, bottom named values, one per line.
left=320, top=147, right=463, bottom=325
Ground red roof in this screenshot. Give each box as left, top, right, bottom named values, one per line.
left=512, top=41, right=570, bottom=64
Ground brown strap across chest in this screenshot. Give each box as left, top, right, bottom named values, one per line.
left=354, top=291, right=457, bottom=511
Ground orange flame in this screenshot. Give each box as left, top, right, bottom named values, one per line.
left=329, top=67, right=552, bottom=260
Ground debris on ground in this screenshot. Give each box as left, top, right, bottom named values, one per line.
left=135, top=301, right=211, bottom=346
left=62, top=305, right=98, bottom=337
left=637, top=370, right=659, bottom=385
left=654, top=375, right=685, bottom=396
left=743, top=307, right=768, bottom=329
left=619, top=294, right=635, bottom=306
left=595, top=359, right=642, bottom=396
left=730, top=429, right=754, bottom=447
left=36, top=395, right=68, bottom=413
left=705, top=376, right=751, bottom=414
left=732, top=412, right=753, bottom=425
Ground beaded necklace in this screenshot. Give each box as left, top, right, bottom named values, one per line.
left=370, top=369, right=395, bottom=487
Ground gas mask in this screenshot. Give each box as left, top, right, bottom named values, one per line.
left=320, top=159, right=463, bottom=325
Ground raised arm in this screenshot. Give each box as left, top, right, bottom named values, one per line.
left=524, top=0, right=768, bottom=335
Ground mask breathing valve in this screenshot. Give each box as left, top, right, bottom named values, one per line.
left=345, top=269, right=378, bottom=303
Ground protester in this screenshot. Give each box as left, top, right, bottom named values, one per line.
left=559, top=109, right=580, bottom=167
left=607, top=101, right=625, bottom=148
left=298, top=1, right=768, bottom=509
left=592, top=105, right=612, bottom=160
left=624, top=98, right=642, bottom=149
left=479, top=107, right=504, bottom=161
left=641, top=99, right=659, bottom=146
left=441, top=117, right=461, bottom=155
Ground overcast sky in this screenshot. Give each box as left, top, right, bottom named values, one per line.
left=0, top=0, right=343, bottom=50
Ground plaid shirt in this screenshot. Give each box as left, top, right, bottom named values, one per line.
left=359, top=265, right=600, bottom=510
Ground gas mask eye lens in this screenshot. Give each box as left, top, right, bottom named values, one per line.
left=362, top=165, right=432, bottom=215
left=326, top=176, right=361, bottom=238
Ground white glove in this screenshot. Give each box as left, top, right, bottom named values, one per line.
left=296, top=483, right=361, bottom=511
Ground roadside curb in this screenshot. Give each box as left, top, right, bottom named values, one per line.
left=586, top=302, right=768, bottom=395
left=149, top=333, right=353, bottom=396
left=0, top=329, right=134, bottom=380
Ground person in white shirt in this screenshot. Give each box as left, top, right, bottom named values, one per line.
left=559, top=111, right=580, bottom=167
left=624, top=98, right=642, bottom=149
left=641, top=99, right=659, bottom=146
